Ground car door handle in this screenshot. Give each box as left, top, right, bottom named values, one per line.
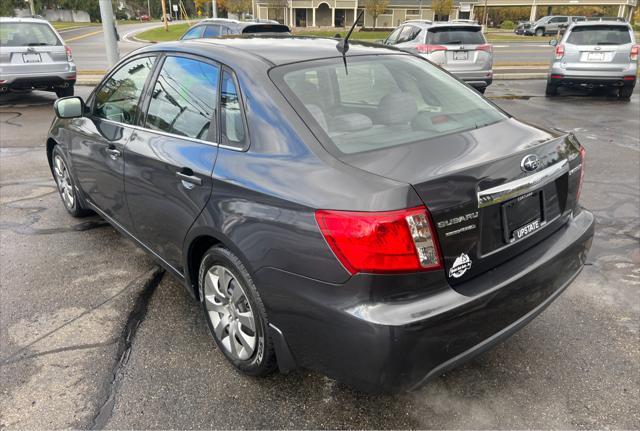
left=176, top=169, right=202, bottom=186
left=106, top=146, right=121, bottom=160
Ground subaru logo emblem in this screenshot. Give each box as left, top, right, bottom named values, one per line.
left=521, top=154, right=540, bottom=172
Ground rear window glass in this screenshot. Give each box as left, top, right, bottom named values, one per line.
left=241, top=24, right=290, bottom=34
left=0, top=22, right=61, bottom=47
left=427, top=27, right=484, bottom=45
left=566, top=25, right=631, bottom=45
left=272, top=55, right=506, bottom=155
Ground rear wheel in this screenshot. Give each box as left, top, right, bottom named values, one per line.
left=545, top=82, right=558, bottom=96
left=51, top=146, right=91, bottom=217
left=199, top=246, right=277, bottom=376
left=535, top=28, right=545, bottom=37
left=55, top=85, right=74, bottom=98
left=618, top=86, right=634, bottom=100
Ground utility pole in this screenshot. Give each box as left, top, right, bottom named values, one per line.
left=98, top=0, right=119, bottom=68
left=212, top=0, right=218, bottom=18
left=27, top=0, right=35, bottom=16
left=161, top=0, right=169, bottom=30
left=148, top=0, right=151, bottom=17
left=483, top=0, right=488, bottom=32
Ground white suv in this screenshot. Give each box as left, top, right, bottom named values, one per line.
left=0, top=17, right=76, bottom=97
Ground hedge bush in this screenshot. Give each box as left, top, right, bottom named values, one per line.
left=500, top=20, right=516, bottom=29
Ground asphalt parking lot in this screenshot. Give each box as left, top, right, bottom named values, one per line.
left=1, top=82, right=638, bottom=429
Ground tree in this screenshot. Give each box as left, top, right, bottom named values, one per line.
left=218, top=0, right=252, bottom=18
left=432, top=0, right=453, bottom=20
left=363, top=0, right=389, bottom=30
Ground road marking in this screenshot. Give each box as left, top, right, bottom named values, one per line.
left=64, top=29, right=103, bottom=43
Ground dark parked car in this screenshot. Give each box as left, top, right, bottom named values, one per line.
left=180, top=18, right=290, bottom=39
left=47, top=37, right=594, bottom=392
left=514, top=21, right=533, bottom=35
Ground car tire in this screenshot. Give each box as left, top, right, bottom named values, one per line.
left=618, top=86, right=634, bottom=100
left=199, top=245, right=277, bottom=376
left=545, top=82, right=558, bottom=96
left=535, top=28, right=545, bottom=36
left=51, top=146, right=92, bottom=217
left=55, top=85, right=74, bottom=98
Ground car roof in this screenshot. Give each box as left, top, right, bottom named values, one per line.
left=0, top=17, right=52, bottom=24
left=571, top=20, right=630, bottom=27
left=137, top=36, right=401, bottom=66
left=401, top=21, right=481, bottom=30
left=197, top=19, right=285, bottom=28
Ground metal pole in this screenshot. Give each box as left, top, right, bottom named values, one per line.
left=483, top=0, right=488, bottom=31
left=212, top=0, right=218, bottom=18
left=147, top=0, right=151, bottom=17
left=28, top=0, right=35, bottom=16
left=161, top=0, right=169, bottom=30
left=98, top=0, right=119, bottom=68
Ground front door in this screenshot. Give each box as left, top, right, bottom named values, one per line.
left=69, top=55, right=156, bottom=229
left=124, top=54, right=220, bottom=272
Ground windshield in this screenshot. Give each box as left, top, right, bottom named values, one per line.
left=427, top=27, right=485, bottom=45
left=272, top=55, right=506, bottom=155
left=566, top=25, right=631, bottom=45
left=0, top=22, right=61, bottom=47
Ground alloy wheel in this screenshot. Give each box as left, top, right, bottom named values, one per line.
left=53, top=154, right=75, bottom=209
left=203, top=265, right=257, bottom=361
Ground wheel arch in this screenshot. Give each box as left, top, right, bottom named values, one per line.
left=46, top=137, right=58, bottom=170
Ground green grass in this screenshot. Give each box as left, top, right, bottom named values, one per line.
left=294, top=30, right=390, bottom=41
left=51, top=22, right=99, bottom=30
left=485, top=34, right=551, bottom=42
left=135, top=23, right=190, bottom=42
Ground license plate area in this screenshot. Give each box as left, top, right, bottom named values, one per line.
left=453, top=51, right=468, bottom=60
left=22, top=53, right=42, bottom=63
left=501, top=191, right=545, bottom=243
left=587, top=52, right=605, bottom=61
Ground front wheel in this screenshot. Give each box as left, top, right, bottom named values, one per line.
left=51, top=146, right=91, bottom=217
left=535, top=28, right=545, bottom=36
left=199, top=246, right=277, bottom=376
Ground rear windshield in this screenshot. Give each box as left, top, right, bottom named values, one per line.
left=242, top=24, right=290, bottom=34
left=0, top=22, right=61, bottom=47
left=271, top=55, right=506, bottom=155
left=567, top=25, right=631, bottom=45
left=427, top=27, right=485, bottom=45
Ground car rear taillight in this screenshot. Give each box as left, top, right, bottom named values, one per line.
left=577, top=145, right=586, bottom=202
left=315, top=206, right=442, bottom=275
left=630, top=45, right=639, bottom=61
left=476, top=44, right=492, bottom=53
left=555, top=44, right=565, bottom=60
left=65, top=46, right=73, bottom=62
left=415, top=44, right=447, bottom=54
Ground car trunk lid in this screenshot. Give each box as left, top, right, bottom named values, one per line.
left=339, top=118, right=583, bottom=286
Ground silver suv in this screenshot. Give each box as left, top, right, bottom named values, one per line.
left=384, top=21, right=493, bottom=93
left=0, top=17, right=76, bottom=97
left=531, top=16, right=585, bottom=36
left=546, top=21, right=637, bottom=99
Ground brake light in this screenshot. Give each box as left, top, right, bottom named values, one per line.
left=630, top=45, right=638, bottom=61
left=315, top=206, right=442, bottom=275
left=577, top=145, right=586, bottom=202
left=65, top=45, right=73, bottom=62
left=476, top=44, right=492, bottom=53
left=415, top=44, right=447, bottom=54
left=555, top=44, right=565, bottom=60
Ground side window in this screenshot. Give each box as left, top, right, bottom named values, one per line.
left=220, top=70, right=248, bottom=149
left=94, top=56, right=155, bottom=124
left=397, top=26, right=414, bottom=43
left=182, top=26, right=204, bottom=40
left=145, top=56, right=219, bottom=140
left=204, top=25, right=221, bottom=38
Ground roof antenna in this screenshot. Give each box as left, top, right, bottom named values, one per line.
left=336, top=9, right=364, bottom=74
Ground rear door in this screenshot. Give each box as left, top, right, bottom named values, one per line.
left=124, top=54, right=220, bottom=271
left=0, top=21, right=68, bottom=77
left=426, top=26, right=491, bottom=72
left=562, top=24, right=634, bottom=73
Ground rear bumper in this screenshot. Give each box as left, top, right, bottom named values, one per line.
left=257, top=209, right=594, bottom=392
left=452, top=69, right=493, bottom=88
left=549, top=73, right=636, bottom=87
left=0, top=68, right=77, bottom=89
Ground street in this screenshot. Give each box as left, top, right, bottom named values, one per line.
left=1, top=81, right=638, bottom=429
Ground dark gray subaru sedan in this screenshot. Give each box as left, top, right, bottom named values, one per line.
left=47, top=36, right=594, bottom=392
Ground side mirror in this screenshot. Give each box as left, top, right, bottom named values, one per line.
left=549, top=39, right=558, bottom=47
left=54, top=96, right=84, bottom=119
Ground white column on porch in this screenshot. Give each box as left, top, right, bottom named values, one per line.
left=529, top=4, right=537, bottom=22
left=331, top=6, right=335, bottom=27
left=312, top=6, right=316, bottom=26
